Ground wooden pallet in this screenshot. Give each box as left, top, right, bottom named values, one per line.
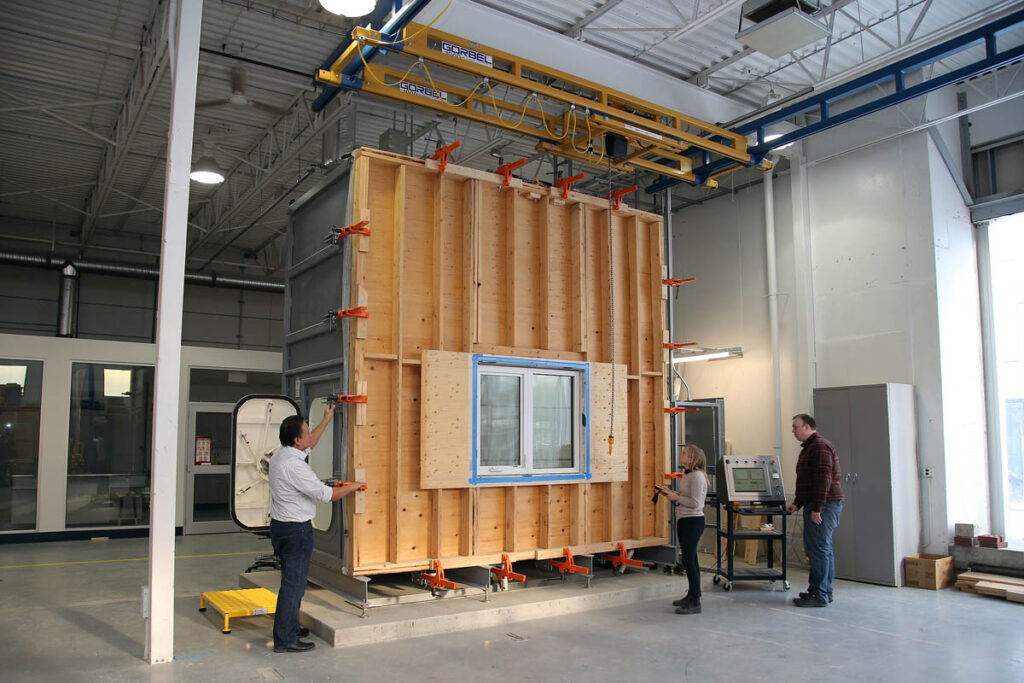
left=955, top=571, right=1024, bottom=604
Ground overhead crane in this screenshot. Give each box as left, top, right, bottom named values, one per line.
left=313, top=10, right=772, bottom=189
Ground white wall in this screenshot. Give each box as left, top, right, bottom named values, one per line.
left=672, top=90, right=993, bottom=553
left=0, top=333, right=280, bottom=533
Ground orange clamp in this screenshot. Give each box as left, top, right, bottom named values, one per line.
left=495, top=158, right=527, bottom=187
left=491, top=554, right=526, bottom=584
left=329, top=480, right=368, bottom=491
left=331, top=306, right=369, bottom=319
left=663, top=277, right=697, bottom=287
left=334, top=220, right=371, bottom=239
left=602, top=542, right=644, bottom=570
left=549, top=547, right=590, bottom=575
left=422, top=559, right=457, bottom=591
left=665, top=407, right=699, bottom=413
left=331, top=394, right=368, bottom=404
left=664, top=342, right=698, bottom=350
left=664, top=472, right=685, bottom=479
left=430, top=141, right=461, bottom=173
left=555, top=173, right=585, bottom=200
left=604, top=184, right=638, bottom=210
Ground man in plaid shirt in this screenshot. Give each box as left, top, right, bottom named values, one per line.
left=787, top=413, right=845, bottom=607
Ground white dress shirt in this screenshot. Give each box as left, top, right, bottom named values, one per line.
left=268, top=445, right=333, bottom=522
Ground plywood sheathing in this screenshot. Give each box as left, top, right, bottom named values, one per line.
left=345, top=148, right=668, bottom=575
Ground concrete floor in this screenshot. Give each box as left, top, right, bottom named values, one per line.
left=1, top=532, right=1022, bottom=682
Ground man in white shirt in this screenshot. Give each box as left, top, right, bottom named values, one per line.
left=269, top=405, right=364, bottom=653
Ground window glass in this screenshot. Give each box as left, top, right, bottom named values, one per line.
left=476, top=361, right=586, bottom=479
left=66, top=363, right=154, bottom=528
left=0, top=359, right=43, bottom=531
left=532, top=374, right=573, bottom=469
left=480, top=374, right=521, bottom=468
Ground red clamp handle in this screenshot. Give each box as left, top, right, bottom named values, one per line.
left=665, top=407, right=699, bottom=413
left=664, top=472, right=685, bottom=479
left=605, top=184, right=638, bottom=210
left=555, top=172, right=585, bottom=200
left=663, top=277, right=697, bottom=287
left=664, top=342, right=697, bottom=349
left=330, top=394, right=368, bottom=404
left=491, top=554, right=527, bottom=583
left=430, top=141, right=461, bottom=173
left=332, top=306, right=369, bottom=319
left=422, top=560, right=457, bottom=591
left=335, top=220, right=371, bottom=238
left=495, top=158, right=527, bottom=187
left=330, top=480, right=367, bottom=491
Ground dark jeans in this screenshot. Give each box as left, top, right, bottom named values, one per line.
left=803, top=501, right=843, bottom=600
left=270, top=519, right=313, bottom=648
left=676, top=516, right=705, bottom=600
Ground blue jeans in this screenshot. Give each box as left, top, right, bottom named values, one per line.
left=803, top=501, right=843, bottom=600
left=270, top=520, right=313, bottom=648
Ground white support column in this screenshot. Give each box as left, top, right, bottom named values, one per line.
left=789, top=150, right=817, bottom=410
left=147, top=0, right=203, bottom=665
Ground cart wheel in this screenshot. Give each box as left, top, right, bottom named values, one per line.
left=784, top=581, right=791, bottom=591
left=713, top=575, right=721, bottom=585
left=198, top=607, right=206, bottom=612
left=222, top=629, right=231, bottom=634
left=723, top=582, right=732, bottom=591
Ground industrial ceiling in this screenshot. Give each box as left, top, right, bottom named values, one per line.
left=1, top=0, right=1021, bottom=281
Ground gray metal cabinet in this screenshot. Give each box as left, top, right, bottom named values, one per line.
left=813, top=384, right=919, bottom=586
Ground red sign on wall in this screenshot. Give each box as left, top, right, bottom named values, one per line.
left=195, top=436, right=212, bottom=465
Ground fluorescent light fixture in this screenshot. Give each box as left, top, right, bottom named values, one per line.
left=190, top=155, right=225, bottom=184
left=319, top=0, right=376, bottom=16
left=671, top=347, right=744, bottom=364
left=764, top=133, right=795, bottom=150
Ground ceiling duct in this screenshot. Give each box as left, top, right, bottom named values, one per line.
left=735, top=0, right=831, bottom=59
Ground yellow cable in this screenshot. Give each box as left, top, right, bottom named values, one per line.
left=357, top=48, right=423, bottom=87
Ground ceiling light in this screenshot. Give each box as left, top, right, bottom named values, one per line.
left=671, top=347, right=744, bottom=364
left=319, top=0, right=376, bottom=16
left=190, top=155, right=225, bottom=184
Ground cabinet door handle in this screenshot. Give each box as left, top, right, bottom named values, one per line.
left=845, top=473, right=850, bottom=483
left=852, top=473, right=859, bottom=484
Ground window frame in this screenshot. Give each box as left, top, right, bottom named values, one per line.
left=472, top=355, right=590, bottom=484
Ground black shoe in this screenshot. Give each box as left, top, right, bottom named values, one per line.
left=793, top=594, right=828, bottom=608
left=298, top=626, right=310, bottom=638
left=675, top=600, right=702, bottom=615
left=274, top=640, right=316, bottom=653
left=799, top=591, right=833, bottom=603
left=672, top=596, right=692, bottom=607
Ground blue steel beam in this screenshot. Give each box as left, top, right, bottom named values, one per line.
left=648, top=7, right=1024, bottom=194
left=313, top=0, right=435, bottom=113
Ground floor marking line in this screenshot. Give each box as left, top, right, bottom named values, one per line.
left=0, top=550, right=258, bottom=570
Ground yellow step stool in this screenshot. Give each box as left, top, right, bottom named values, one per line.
left=199, top=587, right=277, bottom=633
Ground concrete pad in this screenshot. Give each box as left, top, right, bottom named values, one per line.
left=241, top=567, right=686, bottom=648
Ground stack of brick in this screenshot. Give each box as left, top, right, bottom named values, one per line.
left=954, top=522, right=979, bottom=547
left=977, top=534, right=1008, bottom=549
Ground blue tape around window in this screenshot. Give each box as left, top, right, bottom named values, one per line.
left=470, top=355, right=591, bottom=486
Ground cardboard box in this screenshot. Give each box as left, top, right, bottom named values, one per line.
left=904, top=553, right=954, bottom=590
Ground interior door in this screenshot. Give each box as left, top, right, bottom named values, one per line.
left=185, top=403, right=239, bottom=534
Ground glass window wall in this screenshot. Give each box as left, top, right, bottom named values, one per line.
left=0, top=360, right=43, bottom=531
left=66, top=363, right=154, bottom=528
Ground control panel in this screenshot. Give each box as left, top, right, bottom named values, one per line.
left=718, top=455, right=786, bottom=504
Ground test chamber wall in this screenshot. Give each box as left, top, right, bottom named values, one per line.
left=281, top=147, right=670, bottom=578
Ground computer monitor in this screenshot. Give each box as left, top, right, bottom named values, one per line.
left=718, top=455, right=786, bottom=504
